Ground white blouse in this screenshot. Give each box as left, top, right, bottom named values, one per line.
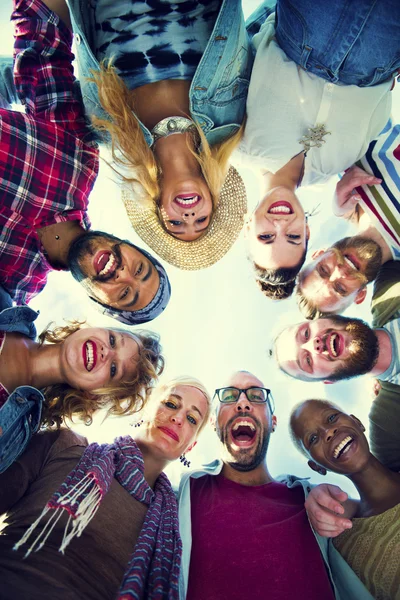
left=240, top=14, right=393, bottom=186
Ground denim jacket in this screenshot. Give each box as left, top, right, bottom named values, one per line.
left=65, top=0, right=254, bottom=147
left=0, top=286, right=43, bottom=474
left=177, top=460, right=374, bottom=600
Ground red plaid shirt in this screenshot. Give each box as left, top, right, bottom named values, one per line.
left=0, top=0, right=99, bottom=304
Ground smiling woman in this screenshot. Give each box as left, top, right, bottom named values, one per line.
left=0, top=286, right=164, bottom=473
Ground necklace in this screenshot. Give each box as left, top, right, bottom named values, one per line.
left=150, top=116, right=196, bottom=147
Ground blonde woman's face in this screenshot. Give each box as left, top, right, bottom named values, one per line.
left=59, top=328, right=141, bottom=391
left=159, top=174, right=213, bottom=241
left=144, top=385, right=208, bottom=460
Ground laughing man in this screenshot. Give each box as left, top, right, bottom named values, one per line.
left=275, top=313, right=399, bottom=384
left=0, top=0, right=170, bottom=325
left=177, top=370, right=372, bottom=600
left=296, top=121, right=400, bottom=319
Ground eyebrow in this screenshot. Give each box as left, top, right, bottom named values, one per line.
left=122, top=290, right=139, bottom=309
left=142, top=263, right=152, bottom=282
left=170, top=393, right=203, bottom=418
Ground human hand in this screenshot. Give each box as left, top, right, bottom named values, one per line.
left=372, top=379, right=382, bottom=399
left=333, top=165, right=381, bottom=217
left=305, top=483, right=354, bottom=537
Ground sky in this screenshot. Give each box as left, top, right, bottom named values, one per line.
left=1, top=1, right=399, bottom=495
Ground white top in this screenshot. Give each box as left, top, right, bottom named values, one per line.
left=240, top=14, right=393, bottom=186
left=378, top=319, right=400, bottom=386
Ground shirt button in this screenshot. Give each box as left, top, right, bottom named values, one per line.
left=75, top=33, right=82, bottom=45
left=16, top=396, right=25, bottom=404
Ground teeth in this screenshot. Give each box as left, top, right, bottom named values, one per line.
left=329, top=333, right=339, bottom=357
left=344, top=256, right=358, bottom=271
left=176, top=195, right=199, bottom=206
left=269, top=206, right=291, bottom=214
left=233, top=420, right=256, bottom=431
left=85, top=341, right=94, bottom=371
left=99, top=253, right=115, bottom=277
left=333, top=436, right=353, bottom=459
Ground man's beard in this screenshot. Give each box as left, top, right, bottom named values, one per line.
left=67, top=230, right=122, bottom=283
left=332, top=236, right=382, bottom=283
left=327, top=315, right=379, bottom=381
left=216, top=412, right=271, bottom=472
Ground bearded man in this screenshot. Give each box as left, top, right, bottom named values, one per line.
left=177, top=370, right=372, bottom=600
left=296, top=120, right=400, bottom=319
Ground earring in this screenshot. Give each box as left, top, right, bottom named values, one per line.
left=180, top=454, right=191, bottom=468
left=132, top=419, right=144, bottom=428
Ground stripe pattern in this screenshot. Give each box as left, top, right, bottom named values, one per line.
left=355, top=119, right=400, bottom=259
left=48, top=437, right=181, bottom=600
left=333, top=502, right=400, bottom=600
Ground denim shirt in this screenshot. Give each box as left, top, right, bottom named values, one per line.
left=177, top=460, right=374, bottom=600
left=65, top=0, right=254, bottom=147
left=0, top=286, right=43, bottom=474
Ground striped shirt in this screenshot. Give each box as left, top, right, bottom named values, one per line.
left=378, top=318, right=400, bottom=385
left=355, top=119, right=400, bottom=260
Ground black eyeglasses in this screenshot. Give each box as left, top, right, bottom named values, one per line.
left=213, top=387, right=275, bottom=413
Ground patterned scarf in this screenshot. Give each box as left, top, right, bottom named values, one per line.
left=15, top=437, right=182, bottom=600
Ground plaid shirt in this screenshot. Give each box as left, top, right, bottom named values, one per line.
left=0, top=0, right=99, bottom=304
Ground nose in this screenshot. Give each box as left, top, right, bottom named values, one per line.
left=171, top=412, right=184, bottom=427
left=325, top=426, right=338, bottom=442
left=329, top=264, right=346, bottom=282
left=313, top=335, right=323, bottom=353
left=114, top=265, right=132, bottom=284
left=235, top=391, right=252, bottom=412
left=100, top=344, right=114, bottom=361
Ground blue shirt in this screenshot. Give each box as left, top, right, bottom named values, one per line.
left=0, top=286, right=43, bottom=474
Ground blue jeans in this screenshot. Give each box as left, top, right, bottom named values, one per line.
left=275, top=0, right=400, bottom=86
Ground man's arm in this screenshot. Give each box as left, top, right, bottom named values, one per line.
left=305, top=483, right=358, bottom=537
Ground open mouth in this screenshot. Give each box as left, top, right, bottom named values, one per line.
left=326, top=332, right=344, bottom=358
left=230, top=419, right=257, bottom=446
left=94, top=251, right=117, bottom=278
left=268, top=201, right=293, bottom=215
left=83, top=340, right=97, bottom=372
left=333, top=435, right=354, bottom=460
left=174, top=194, right=201, bottom=208
left=343, top=253, right=360, bottom=272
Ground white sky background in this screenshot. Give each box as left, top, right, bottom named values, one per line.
left=1, top=1, right=399, bottom=495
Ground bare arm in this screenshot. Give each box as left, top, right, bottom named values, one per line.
left=39, top=0, right=72, bottom=29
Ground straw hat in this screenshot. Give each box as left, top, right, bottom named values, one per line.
left=122, top=166, right=247, bottom=270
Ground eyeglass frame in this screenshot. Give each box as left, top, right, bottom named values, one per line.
left=213, top=387, right=275, bottom=413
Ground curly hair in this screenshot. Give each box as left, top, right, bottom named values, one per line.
left=88, top=63, right=243, bottom=224
left=39, top=321, right=164, bottom=428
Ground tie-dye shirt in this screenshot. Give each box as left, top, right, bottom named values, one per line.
left=92, top=0, right=222, bottom=89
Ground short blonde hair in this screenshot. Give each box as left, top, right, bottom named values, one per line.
left=150, top=376, right=212, bottom=434
left=39, top=321, right=164, bottom=428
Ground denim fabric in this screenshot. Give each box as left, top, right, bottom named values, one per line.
left=275, top=0, right=400, bottom=86
left=0, top=285, right=43, bottom=474
left=0, top=57, right=18, bottom=109
left=65, top=0, right=253, bottom=147
left=177, top=461, right=374, bottom=600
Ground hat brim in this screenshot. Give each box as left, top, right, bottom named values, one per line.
left=122, top=166, right=247, bottom=270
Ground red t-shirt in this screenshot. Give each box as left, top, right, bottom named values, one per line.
left=187, top=475, right=335, bottom=600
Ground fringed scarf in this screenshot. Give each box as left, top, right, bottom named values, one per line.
left=14, top=436, right=182, bottom=600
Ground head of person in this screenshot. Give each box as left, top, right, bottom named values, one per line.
left=274, top=315, right=379, bottom=383
left=296, top=236, right=383, bottom=318
left=67, top=231, right=171, bottom=324
left=213, top=370, right=277, bottom=471
left=135, top=376, right=212, bottom=462
left=289, top=399, right=370, bottom=477
left=39, top=322, right=164, bottom=427
left=245, top=187, right=310, bottom=299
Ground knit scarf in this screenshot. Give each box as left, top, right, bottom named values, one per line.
left=14, top=436, right=182, bottom=600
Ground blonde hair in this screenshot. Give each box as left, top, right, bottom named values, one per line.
left=150, top=376, right=212, bottom=434
left=88, top=63, right=243, bottom=222
left=38, top=321, right=164, bottom=428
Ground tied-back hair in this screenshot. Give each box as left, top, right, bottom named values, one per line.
left=252, top=253, right=308, bottom=300
left=150, top=375, right=212, bottom=434
left=39, top=321, right=164, bottom=429
left=296, top=271, right=331, bottom=319
left=88, top=62, right=243, bottom=216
